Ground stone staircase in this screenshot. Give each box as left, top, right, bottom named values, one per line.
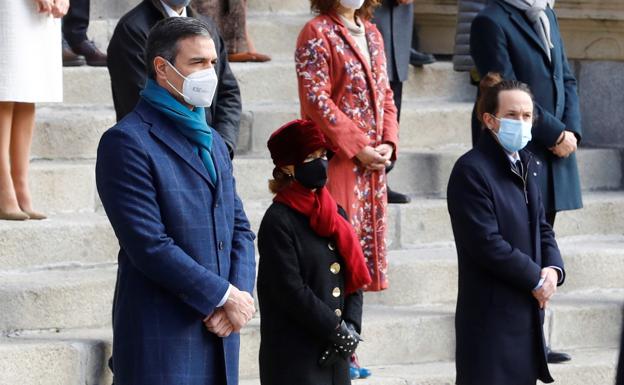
left=1, top=1, right=623, bottom=384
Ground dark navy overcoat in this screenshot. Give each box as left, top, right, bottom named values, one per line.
left=96, top=99, right=256, bottom=385
left=470, top=0, right=583, bottom=213
left=447, top=131, right=565, bottom=385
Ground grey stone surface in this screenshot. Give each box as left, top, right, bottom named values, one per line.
left=30, top=161, right=97, bottom=213
left=0, top=266, right=116, bottom=331
left=0, top=213, right=115, bottom=271
left=33, top=106, right=114, bottom=160
left=578, top=60, right=624, bottom=148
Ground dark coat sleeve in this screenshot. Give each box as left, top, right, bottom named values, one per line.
left=257, top=214, right=341, bottom=340
left=447, top=163, right=543, bottom=292
left=553, top=14, right=582, bottom=141
left=470, top=15, right=566, bottom=148
left=211, top=33, right=241, bottom=155
left=227, top=173, right=256, bottom=294
left=197, top=14, right=242, bottom=156
left=96, top=127, right=230, bottom=316
left=107, top=21, right=148, bottom=122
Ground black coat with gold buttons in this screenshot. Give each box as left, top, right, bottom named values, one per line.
left=257, top=202, right=363, bottom=385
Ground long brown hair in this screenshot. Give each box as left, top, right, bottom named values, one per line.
left=476, top=72, right=535, bottom=127
left=309, top=0, right=381, bottom=20
left=268, top=168, right=294, bottom=194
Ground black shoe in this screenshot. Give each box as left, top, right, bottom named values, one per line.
left=62, top=39, right=86, bottom=67
left=410, top=48, right=436, bottom=67
left=387, top=187, right=411, bottom=204
left=72, top=40, right=108, bottom=67
left=547, top=348, right=572, bottom=364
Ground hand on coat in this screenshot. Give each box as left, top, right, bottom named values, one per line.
left=223, top=286, right=256, bottom=332
left=532, top=267, right=559, bottom=309
left=550, top=131, right=577, bottom=158
left=203, top=308, right=234, bottom=337
left=356, top=146, right=391, bottom=171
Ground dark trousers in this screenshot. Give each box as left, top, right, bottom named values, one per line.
left=390, top=80, right=403, bottom=122
left=387, top=80, right=403, bottom=178
left=546, top=212, right=556, bottom=227
left=62, top=0, right=90, bottom=47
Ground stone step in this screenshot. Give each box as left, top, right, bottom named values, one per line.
left=235, top=147, right=622, bottom=200
left=62, top=61, right=472, bottom=106
left=240, top=100, right=474, bottom=154
left=27, top=142, right=621, bottom=213
left=0, top=335, right=112, bottom=385
left=365, top=236, right=624, bottom=306
left=3, top=290, right=622, bottom=378
left=33, top=105, right=115, bottom=160
left=0, top=213, right=116, bottom=271
left=239, top=349, right=620, bottom=385
left=32, top=100, right=474, bottom=160
left=386, top=191, right=624, bottom=247
left=247, top=0, right=310, bottom=14
left=30, top=160, right=97, bottom=214
left=0, top=265, right=116, bottom=332
left=2, top=328, right=619, bottom=385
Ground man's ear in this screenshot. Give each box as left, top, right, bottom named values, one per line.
left=483, top=113, right=497, bottom=132
left=153, top=56, right=168, bottom=80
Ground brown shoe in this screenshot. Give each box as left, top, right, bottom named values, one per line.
left=0, top=210, right=29, bottom=221
left=22, top=210, right=47, bottom=220
left=63, top=39, right=86, bottom=67
left=228, top=51, right=271, bottom=63
left=72, top=40, right=107, bottom=67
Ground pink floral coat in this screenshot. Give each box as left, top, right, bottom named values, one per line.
left=295, top=12, right=399, bottom=291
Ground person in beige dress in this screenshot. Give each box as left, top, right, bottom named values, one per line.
left=0, top=0, right=68, bottom=220
left=192, top=0, right=271, bottom=62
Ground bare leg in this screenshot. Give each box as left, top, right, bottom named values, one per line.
left=0, top=102, right=22, bottom=211
left=10, top=102, right=42, bottom=217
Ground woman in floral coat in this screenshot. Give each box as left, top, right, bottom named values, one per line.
left=295, top=0, right=399, bottom=293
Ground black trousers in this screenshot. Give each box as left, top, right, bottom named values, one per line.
left=546, top=212, right=556, bottom=227
left=62, top=0, right=90, bottom=47
left=386, top=80, right=404, bottom=177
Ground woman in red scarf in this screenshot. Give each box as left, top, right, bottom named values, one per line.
left=257, top=119, right=369, bottom=385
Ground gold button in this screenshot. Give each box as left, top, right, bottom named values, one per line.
left=330, top=263, right=341, bottom=274
left=328, top=242, right=336, bottom=251
left=335, top=309, right=342, bottom=317
left=332, top=287, right=341, bottom=297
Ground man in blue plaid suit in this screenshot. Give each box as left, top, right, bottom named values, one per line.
left=96, top=17, right=256, bottom=385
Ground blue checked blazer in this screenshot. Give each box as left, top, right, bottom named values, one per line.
left=96, top=99, right=256, bottom=385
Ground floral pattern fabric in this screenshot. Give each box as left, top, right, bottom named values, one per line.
left=295, top=13, right=399, bottom=291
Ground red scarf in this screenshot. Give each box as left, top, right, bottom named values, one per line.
left=274, top=182, right=372, bottom=294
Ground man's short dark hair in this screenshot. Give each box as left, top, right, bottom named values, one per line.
left=145, top=17, right=212, bottom=79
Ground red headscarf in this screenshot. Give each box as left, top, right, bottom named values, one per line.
left=268, top=120, right=371, bottom=294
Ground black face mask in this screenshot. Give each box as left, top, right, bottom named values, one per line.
left=294, top=158, right=328, bottom=189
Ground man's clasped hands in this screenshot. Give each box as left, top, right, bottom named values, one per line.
left=203, top=286, right=256, bottom=337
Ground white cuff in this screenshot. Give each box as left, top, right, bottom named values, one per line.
left=217, top=285, right=232, bottom=307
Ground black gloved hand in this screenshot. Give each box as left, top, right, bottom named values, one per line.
left=319, top=321, right=362, bottom=367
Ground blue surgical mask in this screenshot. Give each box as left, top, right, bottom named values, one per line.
left=491, top=116, right=532, bottom=153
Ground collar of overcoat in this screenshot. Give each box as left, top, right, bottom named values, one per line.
left=149, top=0, right=196, bottom=18
left=326, top=12, right=382, bottom=104
left=476, top=129, right=540, bottom=222
left=135, top=99, right=221, bottom=191
left=496, top=0, right=554, bottom=64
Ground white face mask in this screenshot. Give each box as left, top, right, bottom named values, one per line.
left=165, top=61, right=218, bottom=107
left=340, top=0, right=365, bottom=10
